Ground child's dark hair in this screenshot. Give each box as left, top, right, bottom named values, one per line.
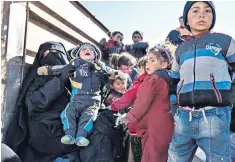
left=148, top=44, right=174, bottom=66
left=109, top=72, right=128, bottom=89
left=117, top=52, right=137, bottom=68
left=132, top=30, right=143, bottom=40
left=109, top=53, right=120, bottom=69
left=112, top=31, right=123, bottom=37
left=137, top=56, right=147, bottom=69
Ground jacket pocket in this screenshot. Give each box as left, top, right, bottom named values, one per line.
left=210, top=74, right=222, bottom=103
left=177, top=80, right=184, bottom=105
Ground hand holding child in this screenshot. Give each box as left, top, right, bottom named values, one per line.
left=119, top=116, right=130, bottom=126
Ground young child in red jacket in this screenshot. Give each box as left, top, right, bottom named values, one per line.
left=110, top=56, right=147, bottom=134
left=120, top=45, right=175, bottom=162
left=103, top=72, right=128, bottom=107
left=109, top=56, right=147, bottom=162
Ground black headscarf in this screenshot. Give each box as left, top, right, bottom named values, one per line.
left=2, top=41, right=70, bottom=153
left=17, top=41, right=70, bottom=105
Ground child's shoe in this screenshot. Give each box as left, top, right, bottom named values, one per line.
left=61, top=135, right=75, bottom=144
left=75, top=137, right=89, bottom=147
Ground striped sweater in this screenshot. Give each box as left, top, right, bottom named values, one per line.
left=171, top=32, right=235, bottom=108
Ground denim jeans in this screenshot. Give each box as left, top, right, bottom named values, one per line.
left=230, top=132, right=235, bottom=162
left=168, top=106, right=232, bottom=162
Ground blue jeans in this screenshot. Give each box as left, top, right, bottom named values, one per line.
left=168, top=106, right=232, bottom=162
left=231, top=132, right=235, bottom=162
left=170, top=94, right=178, bottom=116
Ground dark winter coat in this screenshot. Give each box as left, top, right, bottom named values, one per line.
left=79, top=110, right=126, bottom=162
left=125, top=42, right=149, bottom=60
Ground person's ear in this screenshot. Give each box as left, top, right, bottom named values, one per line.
left=161, top=62, right=168, bottom=69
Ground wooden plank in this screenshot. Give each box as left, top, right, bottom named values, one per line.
left=28, top=3, right=90, bottom=44
left=3, top=2, right=27, bottom=125
left=6, top=2, right=27, bottom=60
left=70, top=1, right=109, bottom=34
left=26, top=21, right=76, bottom=54
left=30, top=1, right=100, bottom=47
left=41, top=1, right=109, bottom=43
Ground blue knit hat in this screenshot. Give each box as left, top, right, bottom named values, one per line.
left=183, top=1, right=216, bottom=31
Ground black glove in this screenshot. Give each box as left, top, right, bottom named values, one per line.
left=38, top=63, right=76, bottom=83
left=56, top=63, right=76, bottom=83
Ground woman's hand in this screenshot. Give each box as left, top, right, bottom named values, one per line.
left=37, top=63, right=76, bottom=83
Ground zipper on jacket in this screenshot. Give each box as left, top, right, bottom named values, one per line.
left=192, top=39, right=198, bottom=105
left=210, top=73, right=223, bottom=103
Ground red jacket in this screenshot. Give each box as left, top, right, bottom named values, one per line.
left=111, top=73, right=147, bottom=111
left=126, top=74, right=174, bottom=162
left=102, top=40, right=123, bottom=61
left=111, top=73, right=148, bottom=133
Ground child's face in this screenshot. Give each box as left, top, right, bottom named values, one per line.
left=79, top=45, right=95, bottom=61
left=119, top=65, right=132, bottom=75
left=113, top=78, right=125, bottom=94
left=112, top=33, right=122, bottom=42
left=187, top=2, right=213, bottom=35
left=132, top=34, right=142, bottom=43
left=146, top=52, right=168, bottom=75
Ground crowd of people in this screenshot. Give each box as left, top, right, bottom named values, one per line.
left=2, top=1, right=235, bottom=162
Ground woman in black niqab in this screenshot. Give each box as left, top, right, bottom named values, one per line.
left=2, top=41, right=78, bottom=162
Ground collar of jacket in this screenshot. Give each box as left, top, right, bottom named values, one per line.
left=137, top=73, right=148, bottom=82
left=193, top=31, right=210, bottom=38
left=154, top=69, right=171, bottom=85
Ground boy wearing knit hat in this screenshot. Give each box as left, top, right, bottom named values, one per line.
left=169, top=1, right=235, bottom=162
left=37, top=42, right=110, bottom=147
